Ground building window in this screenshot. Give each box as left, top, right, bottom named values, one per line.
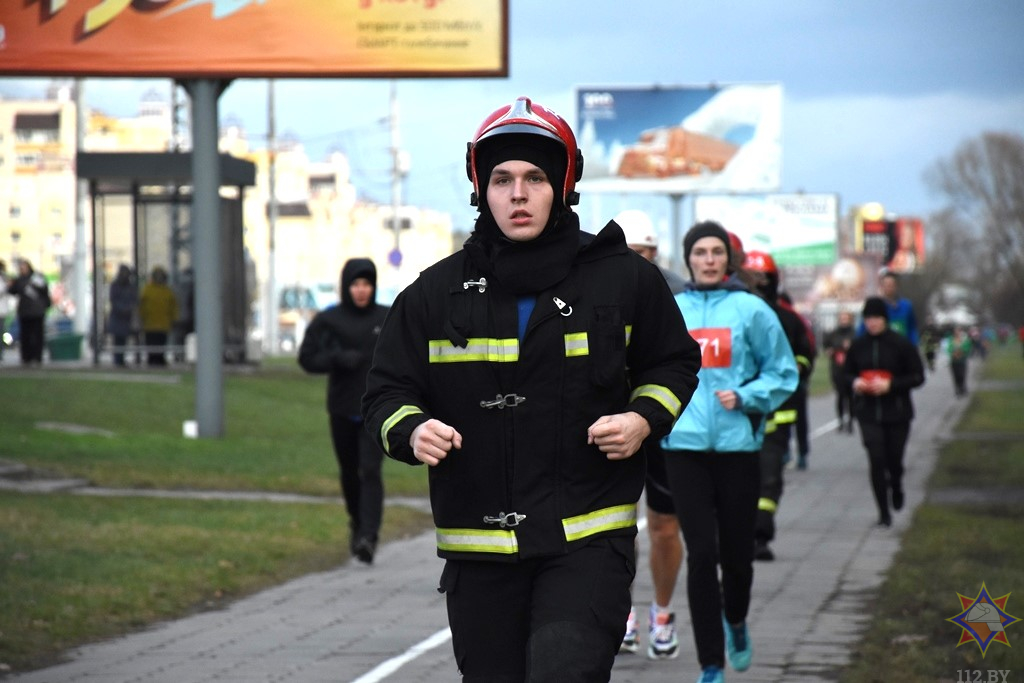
left=10, top=206, right=21, bottom=219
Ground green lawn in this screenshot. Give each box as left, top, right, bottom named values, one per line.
left=0, top=358, right=431, bottom=673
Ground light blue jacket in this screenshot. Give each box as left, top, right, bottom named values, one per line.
left=662, top=280, right=798, bottom=453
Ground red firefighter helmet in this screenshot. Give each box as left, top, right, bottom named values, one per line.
left=466, top=96, right=584, bottom=207
left=743, top=250, right=778, bottom=275
left=728, top=231, right=745, bottom=259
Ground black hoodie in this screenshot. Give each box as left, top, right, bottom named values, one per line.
left=298, top=258, right=390, bottom=417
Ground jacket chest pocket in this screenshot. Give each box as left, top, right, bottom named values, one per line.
left=588, top=305, right=627, bottom=388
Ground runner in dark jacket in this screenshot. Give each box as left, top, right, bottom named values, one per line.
left=362, top=97, right=701, bottom=681
left=843, top=296, right=925, bottom=527
left=299, top=258, right=390, bottom=564
left=743, top=250, right=812, bottom=562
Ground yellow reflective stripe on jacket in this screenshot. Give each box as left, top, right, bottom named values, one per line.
left=563, top=325, right=632, bottom=358
left=564, top=332, right=588, bottom=357
left=428, top=337, right=519, bottom=363
left=796, top=355, right=811, bottom=370
left=758, top=497, right=778, bottom=513
left=563, top=503, right=637, bottom=542
left=630, top=384, right=683, bottom=418
left=380, top=405, right=424, bottom=455
left=773, top=409, right=798, bottom=425
left=436, top=528, right=518, bottom=554
left=764, top=417, right=778, bottom=435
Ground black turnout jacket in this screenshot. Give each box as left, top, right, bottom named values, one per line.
left=362, top=222, right=701, bottom=561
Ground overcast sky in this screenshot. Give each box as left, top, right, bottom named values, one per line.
left=4, top=0, right=1023, bottom=251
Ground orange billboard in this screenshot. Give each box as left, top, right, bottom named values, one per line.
left=0, top=0, right=508, bottom=78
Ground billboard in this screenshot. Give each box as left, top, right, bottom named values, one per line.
left=0, top=0, right=508, bottom=78
left=574, top=84, right=781, bottom=194
left=858, top=217, right=925, bottom=274
left=693, top=193, right=838, bottom=266
left=694, top=193, right=841, bottom=319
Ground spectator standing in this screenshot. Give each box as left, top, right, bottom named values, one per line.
left=614, top=208, right=686, bottom=660
left=947, top=326, right=972, bottom=398
left=661, top=222, right=798, bottom=683
left=298, top=258, right=390, bottom=564
left=843, top=297, right=925, bottom=527
left=743, top=250, right=813, bottom=563
left=823, top=311, right=857, bottom=433
left=7, top=258, right=51, bottom=365
left=0, top=259, right=11, bottom=362
left=362, top=97, right=701, bottom=682
left=108, top=264, right=138, bottom=367
left=138, top=266, right=178, bottom=367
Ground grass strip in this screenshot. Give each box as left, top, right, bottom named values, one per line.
left=840, top=344, right=1024, bottom=682
left=0, top=493, right=429, bottom=671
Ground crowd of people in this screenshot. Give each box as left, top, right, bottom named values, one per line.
left=1, top=96, right=1009, bottom=683
left=0, top=261, right=187, bottom=368
left=349, top=98, right=942, bottom=682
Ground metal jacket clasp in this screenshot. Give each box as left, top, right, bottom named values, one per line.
left=483, top=511, right=526, bottom=528
left=463, top=277, right=488, bottom=293
left=480, top=393, right=526, bottom=409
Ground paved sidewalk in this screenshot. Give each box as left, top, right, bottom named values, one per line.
left=3, top=361, right=972, bottom=683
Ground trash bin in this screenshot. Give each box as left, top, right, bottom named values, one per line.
left=47, top=334, right=83, bottom=361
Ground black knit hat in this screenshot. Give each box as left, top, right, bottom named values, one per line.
left=683, top=221, right=732, bottom=278
left=862, top=296, right=889, bottom=320
left=474, top=133, right=566, bottom=211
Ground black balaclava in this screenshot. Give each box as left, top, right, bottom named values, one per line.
left=464, top=133, right=580, bottom=295
left=340, top=257, right=377, bottom=312
left=682, top=220, right=732, bottom=281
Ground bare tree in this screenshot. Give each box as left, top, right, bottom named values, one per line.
left=924, top=132, right=1024, bottom=323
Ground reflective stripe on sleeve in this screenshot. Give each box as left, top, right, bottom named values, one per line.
left=380, top=405, right=424, bottom=455
left=758, top=497, right=778, bottom=513
left=428, top=338, right=519, bottom=363
left=436, top=528, right=519, bottom=554
left=630, top=384, right=683, bottom=418
left=773, top=409, right=798, bottom=425
left=562, top=503, right=637, bottom=542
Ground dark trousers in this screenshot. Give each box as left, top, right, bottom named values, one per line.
left=665, top=450, right=760, bottom=669
left=756, top=423, right=791, bottom=543
left=857, top=420, right=910, bottom=520
left=950, top=358, right=968, bottom=396
left=19, top=315, right=45, bottom=363
left=831, top=374, right=853, bottom=424
left=328, top=414, right=384, bottom=545
left=144, top=331, right=168, bottom=366
left=112, top=333, right=130, bottom=366
left=440, top=536, right=633, bottom=682
left=794, top=385, right=810, bottom=456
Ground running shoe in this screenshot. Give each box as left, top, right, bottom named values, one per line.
left=722, top=614, right=752, bottom=671
left=619, top=608, right=639, bottom=654
left=647, top=610, right=679, bottom=659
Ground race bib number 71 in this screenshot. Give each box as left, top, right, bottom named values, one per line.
left=689, top=327, right=733, bottom=368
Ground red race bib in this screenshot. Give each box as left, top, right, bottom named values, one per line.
left=689, top=327, right=733, bottom=368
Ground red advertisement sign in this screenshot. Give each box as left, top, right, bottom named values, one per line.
left=0, top=0, right=508, bottom=78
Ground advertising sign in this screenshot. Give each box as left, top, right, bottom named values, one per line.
left=694, top=193, right=844, bottom=320
left=0, top=0, right=508, bottom=78
left=693, top=193, right=838, bottom=266
left=574, top=84, right=781, bottom=194
left=859, top=217, right=925, bottom=274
